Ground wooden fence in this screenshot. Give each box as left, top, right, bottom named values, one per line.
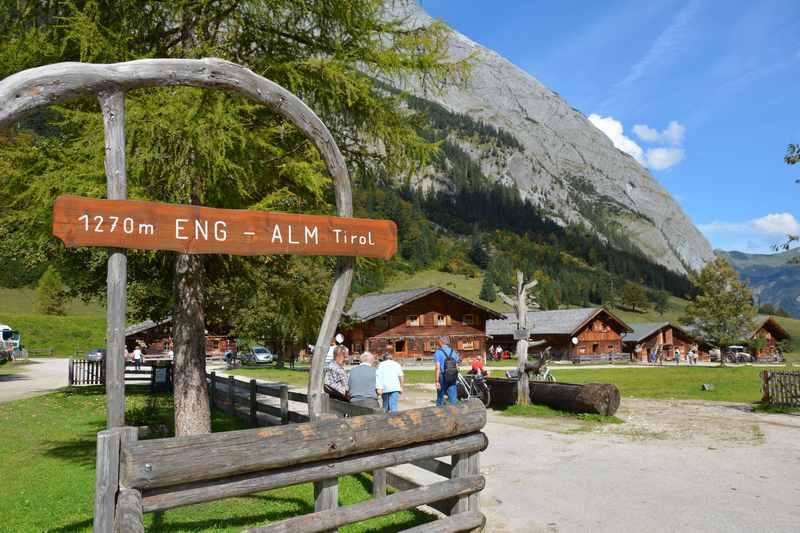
left=68, top=360, right=161, bottom=387
left=761, top=370, right=800, bottom=407
left=69, top=359, right=106, bottom=386
left=95, top=400, right=487, bottom=532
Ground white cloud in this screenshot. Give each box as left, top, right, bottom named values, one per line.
left=645, top=147, right=685, bottom=170
left=633, top=120, right=685, bottom=146
left=699, top=213, right=800, bottom=252
left=588, top=114, right=644, bottom=164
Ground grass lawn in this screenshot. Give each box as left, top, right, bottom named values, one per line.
left=551, top=366, right=769, bottom=403
left=0, top=386, right=431, bottom=532
left=498, top=403, right=623, bottom=425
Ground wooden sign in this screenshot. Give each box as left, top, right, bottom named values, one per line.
left=52, top=195, right=397, bottom=259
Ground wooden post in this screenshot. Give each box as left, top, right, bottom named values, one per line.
left=228, top=375, right=236, bottom=416
left=209, top=372, right=216, bottom=408
left=68, top=358, right=74, bottom=386
left=761, top=371, right=770, bottom=404
left=250, top=379, right=258, bottom=427
left=450, top=453, right=470, bottom=515
left=313, top=412, right=339, bottom=532
left=93, top=429, right=121, bottom=533
left=499, top=271, right=542, bottom=406
left=372, top=468, right=386, bottom=499
left=114, top=489, right=144, bottom=533
left=99, top=90, right=127, bottom=429
left=467, top=452, right=480, bottom=513
left=280, top=385, right=289, bottom=425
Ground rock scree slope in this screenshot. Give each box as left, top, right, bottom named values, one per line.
left=390, top=1, right=714, bottom=275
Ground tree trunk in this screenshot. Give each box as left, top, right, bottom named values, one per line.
left=516, top=339, right=529, bottom=405
left=173, top=252, right=211, bottom=436
left=529, top=382, right=620, bottom=416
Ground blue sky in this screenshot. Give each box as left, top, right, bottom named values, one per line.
left=421, top=0, right=800, bottom=253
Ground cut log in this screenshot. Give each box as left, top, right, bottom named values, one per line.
left=529, top=382, right=620, bottom=416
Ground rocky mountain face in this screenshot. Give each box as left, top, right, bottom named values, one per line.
left=390, top=2, right=715, bottom=276
left=720, top=249, right=800, bottom=318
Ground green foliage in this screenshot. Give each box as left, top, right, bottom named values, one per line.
left=649, top=289, right=670, bottom=315
left=785, top=143, right=800, bottom=165
left=682, top=257, right=757, bottom=350
left=479, top=270, right=497, bottom=302
left=34, top=267, right=67, bottom=316
left=621, top=282, right=648, bottom=312
left=468, top=237, right=490, bottom=269
left=0, top=1, right=466, bottom=323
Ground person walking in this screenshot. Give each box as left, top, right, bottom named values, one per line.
left=495, top=345, right=503, bottom=361
left=434, top=335, right=459, bottom=406
left=348, top=352, right=379, bottom=410
left=132, top=346, right=142, bottom=371
left=376, top=351, right=404, bottom=413
left=324, top=345, right=349, bottom=401
left=674, top=348, right=681, bottom=366
left=649, top=347, right=657, bottom=365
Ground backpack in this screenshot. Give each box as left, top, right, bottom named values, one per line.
left=442, top=347, right=459, bottom=386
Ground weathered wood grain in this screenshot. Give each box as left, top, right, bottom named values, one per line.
left=371, top=468, right=387, bottom=499
left=140, top=433, right=486, bottom=512
left=401, top=511, right=485, bottom=533
left=52, top=195, right=397, bottom=259
left=0, top=57, right=356, bottom=418
left=412, top=457, right=453, bottom=478
left=93, top=430, right=120, bottom=533
left=450, top=453, right=470, bottom=515
left=529, top=382, right=621, bottom=416
left=121, top=400, right=486, bottom=489
left=98, top=91, right=127, bottom=429
left=113, top=489, right=144, bottom=533
left=243, top=476, right=484, bottom=533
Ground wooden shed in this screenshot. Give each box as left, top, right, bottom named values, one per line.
left=749, top=315, right=791, bottom=360
left=342, top=287, right=504, bottom=360
left=623, top=322, right=704, bottom=362
left=486, top=307, right=632, bottom=361
left=124, top=318, right=236, bottom=358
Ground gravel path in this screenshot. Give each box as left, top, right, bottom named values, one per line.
left=0, top=358, right=68, bottom=403
left=399, top=388, right=800, bottom=533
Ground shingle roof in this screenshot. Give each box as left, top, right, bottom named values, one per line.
left=346, top=287, right=503, bottom=322
left=624, top=322, right=671, bottom=343
left=124, top=318, right=171, bottom=338
left=752, top=315, right=791, bottom=339
left=486, top=307, right=631, bottom=337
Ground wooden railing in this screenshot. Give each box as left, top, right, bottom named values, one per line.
left=96, top=400, right=487, bottom=532
left=69, top=359, right=106, bottom=385
left=761, top=370, right=800, bottom=407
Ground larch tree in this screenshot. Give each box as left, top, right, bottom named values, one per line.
left=682, top=257, right=756, bottom=367
left=0, top=1, right=468, bottom=434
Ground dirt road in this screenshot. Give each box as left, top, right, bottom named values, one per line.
left=401, top=388, right=800, bottom=532
left=0, top=358, right=68, bottom=403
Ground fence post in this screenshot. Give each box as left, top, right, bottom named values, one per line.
left=115, top=489, right=144, bottom=533
left=467, top=451, right=481, bottom=513
left=280, top=385, right=289, bottom=425
left=249, top=379, right=258, bottom=427
left=68, top=359, right=74, bottom=386
left=93, top=429, right=120, bottom=533
left=761, top=371, right=770, bottom=404
left=209, top=372, right=216, bottom=408
left=313, top=412, right=339, bottom=532
left=450, top=452, right=470, bottom=515
left=372, top=468, right=386, bottom=499
left=228, top=375, right=236, bottom=416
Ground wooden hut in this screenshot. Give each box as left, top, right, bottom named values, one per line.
left=124, top=318, right=235, bottom=358
left=749, top=315, right=791, bottom=360
left=622, top=322, right=704, bottom=362
left=486, top=307, right=632, bottom=361
left=342, top=287, right=503, bottom=360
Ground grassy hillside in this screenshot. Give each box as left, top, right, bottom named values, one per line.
left=380, top=269, right=511, bottom=313
left=0, top=288, right=106, bottom=355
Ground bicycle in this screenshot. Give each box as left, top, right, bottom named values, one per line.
left=457, top=372, right=491, bottom=407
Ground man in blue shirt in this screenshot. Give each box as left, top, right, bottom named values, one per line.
left=433, top=335, right=459, bottom=406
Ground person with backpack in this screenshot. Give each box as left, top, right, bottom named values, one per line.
left=434, top=335, right=460, bottom=406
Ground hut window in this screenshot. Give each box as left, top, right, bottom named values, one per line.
left=608, top=344, right=615, bottom=350
left=407, top=315, right=420, bottom=327
left=461, top=340, right=475, bottom=350
left=394, top=340, right=406, bottom=353
left=578, top=346, right=586, bottom=354
left=436, top=314, right=447, bottom=326
left=424, top=340, right=436, bottom=352
left=463, top=314, right=476, bottom=325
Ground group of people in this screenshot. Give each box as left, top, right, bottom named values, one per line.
left=323, top=335, right=469, bottom=413
left=487, top=344, right=506, bottom=361
left=642, top=345, right=699, bottom=365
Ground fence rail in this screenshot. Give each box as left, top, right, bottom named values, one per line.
left=68, top=359, right=165, bottom=387
left=98, top=400, right=487, bottom=533
left=761, top=370, right=800, bottom=407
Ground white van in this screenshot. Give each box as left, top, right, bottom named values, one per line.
left=0, top=324, right=21, bottom=350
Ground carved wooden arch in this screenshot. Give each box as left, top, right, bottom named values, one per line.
left=0, top=58, right=353, bottom=419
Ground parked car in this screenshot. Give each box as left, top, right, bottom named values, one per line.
left=246, top=346, right=275, bottom=364
left=725, top=345, right=755, bottom=363
left=708, top=348, right=721, bottom=362
left=86, top=348, right=106, bottom=362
